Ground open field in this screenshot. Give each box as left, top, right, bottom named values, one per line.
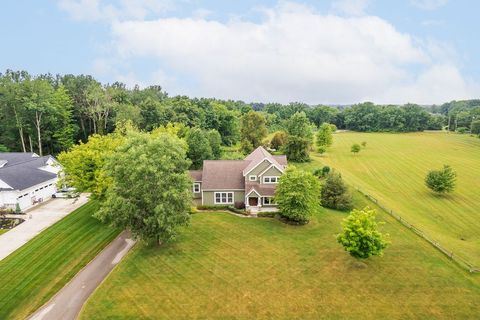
left=81, top=194, right=480, bottom=319
left=301, top=132, right=480, bottom=267
left=0, top=201, right=120, bottom=320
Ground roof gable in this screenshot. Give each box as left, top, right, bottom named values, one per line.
left=243, top=146, right=285, bottom=176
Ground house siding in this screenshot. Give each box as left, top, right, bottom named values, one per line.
left=259, top=166, right=282, bottom=181
left=247, top=160, right=271, bottom=177
left=202, top=191, right=245, bottom=206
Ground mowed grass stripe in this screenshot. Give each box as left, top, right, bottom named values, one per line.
left=81, top=198, right=480, bottom=319
left=0, top=200, right=120, bottom=320
left=314, top=132, right=480, bottom=265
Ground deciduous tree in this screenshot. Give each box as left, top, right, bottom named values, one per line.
left=337, top=207, right=389, bottom=259
left=351, top=143, right=361, bottom=154
left=316, top=123, right=333, bottom=149
left=240, top=111, right=267, bottom=153
left=284, top=112, right=314, bottom=162
left=425, top=165, right=456, bottom=194
left=186, top=127, right=213, bottom=169
left=96, top=132, right=191, bottom=244
left=320, top=172, right=352, bottom=211
left=275, top=166, right=321, bottom=224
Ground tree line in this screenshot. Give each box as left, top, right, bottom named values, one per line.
left=1, top=70, right=477, bottom=156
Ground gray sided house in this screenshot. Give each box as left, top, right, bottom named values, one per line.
left=190, top=146, right=287, bottom=209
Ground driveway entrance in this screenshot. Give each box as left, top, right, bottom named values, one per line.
left=0, top=194, right=89, bottom=261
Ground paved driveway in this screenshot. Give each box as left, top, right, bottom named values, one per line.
left=0, top=194, right=89, bottom=261
left=28, top=231, right=135, bottom=320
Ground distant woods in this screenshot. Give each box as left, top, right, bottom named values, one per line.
left=1, top=69, right=478, bottom=156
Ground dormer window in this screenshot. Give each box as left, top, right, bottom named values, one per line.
left=249, top=175, right=257, bottom=181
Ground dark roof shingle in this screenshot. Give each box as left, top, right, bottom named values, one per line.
left=0, top=153, right=57, bottom=191
left=201, top=160, right=249, bottom=190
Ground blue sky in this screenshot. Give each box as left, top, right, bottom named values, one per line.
left=0, top=0, right=478, bottom=104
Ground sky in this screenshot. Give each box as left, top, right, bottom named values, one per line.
left=0, top=0, right=479, bottom=105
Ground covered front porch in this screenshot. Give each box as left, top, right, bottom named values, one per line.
left=245, top=189, right=277, bottom=212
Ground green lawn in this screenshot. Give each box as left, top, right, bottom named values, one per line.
left=300, top=132, right=480, bottom=267
left=81, top=194, right=480, bottom=319
left=0, top=200, right=120, bottom=320
left=0, top=229, right=8, bottom=235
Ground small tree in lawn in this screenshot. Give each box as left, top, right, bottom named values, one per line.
left=337, top=207, right=389, bottom=259
left=96, top=132, right=192, bottom=245
left=321, top=172, right=353, bottom=211
left=275, top=166, right=321, bottom=224
left=425, top=165, right=456, bottom=194
left=351, top=143, right=361, bottom=155
left=316, top=123, right=333, bottom=149
left=361, top=141, right=367, bottom=148
left=317, top=145, right=327, bottom=156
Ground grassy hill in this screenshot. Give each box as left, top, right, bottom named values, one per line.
left=0, top=201, right=119, bottom=320
left=300, top=131, right=480, bottom=267
left=80, top=194, right=480, bottom=319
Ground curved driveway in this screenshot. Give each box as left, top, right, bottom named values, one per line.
left=28, top=230, right=135, bottom=320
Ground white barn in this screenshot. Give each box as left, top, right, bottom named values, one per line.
left=0, top=153, right=61, bottom=211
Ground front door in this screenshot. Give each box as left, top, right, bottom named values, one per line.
left=248, top=197, right=258, bottom=206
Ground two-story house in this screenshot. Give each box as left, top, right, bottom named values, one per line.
left=190, top=146, right=287, bottom=209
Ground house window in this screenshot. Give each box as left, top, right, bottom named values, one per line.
left=249, top=175, right=257, bottom=181
left=193, top=183, right=201, bottom=193
left=214, top=192, right=234, bottom=204
left=263, top=197, right=276, bottom=205
left=263, top=176, right=279, bottom=184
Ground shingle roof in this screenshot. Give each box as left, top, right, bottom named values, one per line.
left=273, top=155, right=287, bottom=166
left=245, top=182, right=276, bottom=196
left=0, top=153, right=57, bottom=191
left=243, top=146, right=285, bottom=175
left=201, top=160, right=250, bottom=190
left=189, top=170, right=203, bottom=181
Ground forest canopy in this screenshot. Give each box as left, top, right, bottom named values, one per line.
left=1, top=70, right=478, bottom=156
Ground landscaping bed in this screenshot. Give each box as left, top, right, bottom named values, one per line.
left=0, top=217, right=25, bottom=232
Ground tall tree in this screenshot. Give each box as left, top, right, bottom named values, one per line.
left=316, top=123, right=333, bottom=149
left=284, top=112, right=314, bottom=162
left=240, top=111, right=267, bottom=153
left=206, top=129, right=222, bottom=159
left=186, top=127, right=213, bottom=169
left=96, top=132, right=191, bottom=244
left=320, top=172, right=353, bottom=211
left=58, top=133, right=125, bottom=197
left=275, top=166, right=321, bottom=224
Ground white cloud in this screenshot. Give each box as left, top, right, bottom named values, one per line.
left=62, top=1, right=476, bottom=104
left=410, top=0, right=448, bottom=10
left=58, top=0, right=174, bottom=22
left=377, top=64, right=477, bottom=104
left=331, top=0, right=370, bottom=16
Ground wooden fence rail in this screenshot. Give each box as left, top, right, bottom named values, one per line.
left=354, top=186, right=480, bottom=273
